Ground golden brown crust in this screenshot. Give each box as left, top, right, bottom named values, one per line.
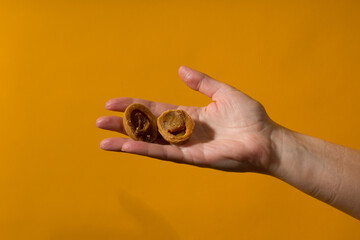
left=123, top=103, right=158, bottom=142
left=157, top=109, right=195, bottom=145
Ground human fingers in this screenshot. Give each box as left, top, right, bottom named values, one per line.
left=96, top=116, right=126, bottom=134
left=105, top=97, right=178, bottom=116
left=100, top=138, right=187, bottom=164
left=178, top=66, right=235, bottom=100
left=178, top=66, right=255, bottom=105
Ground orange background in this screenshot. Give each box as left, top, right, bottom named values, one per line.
left=1, top=0, right=360, bottom=239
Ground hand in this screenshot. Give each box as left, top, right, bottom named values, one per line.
left=97, top=66, right=279, bottom=173
left=97, top=66, right=360, bottom=218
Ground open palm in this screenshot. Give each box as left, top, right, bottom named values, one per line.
left=97, top=66, right=277, bottom=173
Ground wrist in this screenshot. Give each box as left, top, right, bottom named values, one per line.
left=268, top=123, right=289, bottom=177
left=268, top=124, right=320, bottom=191
left=268, top=123, right=344, bottom=206
left=265, top=121, right=360, bottom=219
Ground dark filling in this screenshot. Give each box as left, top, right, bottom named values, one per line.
left=131, top=110, right=151, bottom=141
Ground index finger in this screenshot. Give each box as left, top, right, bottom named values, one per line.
left=105, top=97, right=179, bottom=116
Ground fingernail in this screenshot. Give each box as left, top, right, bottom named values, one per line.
left=96, top=117, right=105, bottom=127
left=100, top=139, right=112, bottom=149
left=105, top=100, right=114, bottom=109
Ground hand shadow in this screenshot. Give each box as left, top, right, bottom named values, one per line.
left=50, top=191, right=179, bottom=240
left=154, top=119, right=215, bottom=147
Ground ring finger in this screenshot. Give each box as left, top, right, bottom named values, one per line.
left=96, top=116, right=127, bottom=135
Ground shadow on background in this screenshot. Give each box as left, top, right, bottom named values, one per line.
left=51, top=191, right=178, bottom=240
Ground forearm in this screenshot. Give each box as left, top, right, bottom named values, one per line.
left=270, top=126, right=360, bottom=219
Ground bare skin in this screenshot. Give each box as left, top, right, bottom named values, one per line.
left=97, top=66, right=360, bottom=220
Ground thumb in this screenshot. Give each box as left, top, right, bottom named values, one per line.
left=178, top=66, right=233, bottom=100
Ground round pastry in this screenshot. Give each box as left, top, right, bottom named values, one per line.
left=157, top=109, right=195, bottom=144
left=123, top=103, right=158, bottom=142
